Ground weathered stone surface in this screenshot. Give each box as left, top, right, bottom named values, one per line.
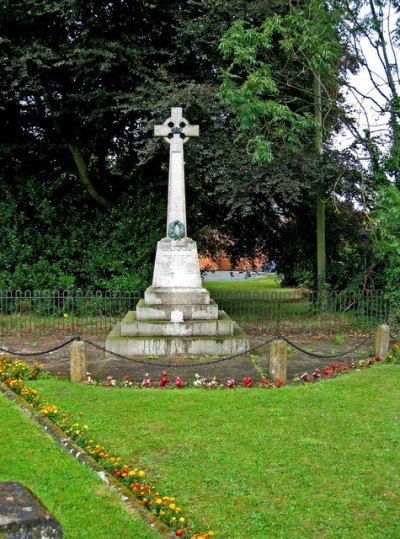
left=120, top=310, right=234, bottom=337
left=0, top=482, right=63, bottom=538
left=154, top=107, right=199, bottom=238
left=144, top=286, right=210, bottom=306
left=151, top=238, right=202, bottom=289
left=135, top=299, right=219, bottom=321
left=106, top=321, right=248, bottom=356
left=374, top=323, right=390, bottom=357
left=70, top=340, right=87, bottom=383
left=270, top=339, right=288, bottom=383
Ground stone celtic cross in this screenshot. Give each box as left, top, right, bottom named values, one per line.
left=154, top=107, right=199, bottom=240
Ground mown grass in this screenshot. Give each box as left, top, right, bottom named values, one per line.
left=203, top=274, right=293, bottom=294
left=0, top=393, right=161, bottom=539
left=29, top=366, right=400, bottom=538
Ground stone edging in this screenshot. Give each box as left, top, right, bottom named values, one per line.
left=0, top=381, right=176, bottom=538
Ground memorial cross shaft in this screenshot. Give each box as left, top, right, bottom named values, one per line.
left=154, top=107, right=199, bottom=239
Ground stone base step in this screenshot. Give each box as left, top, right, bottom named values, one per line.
left=136, top=299, right=219, bottom=321
left=144, top=286, right=210, bottom=305
left=106, top=322, right=249, bottom=356
left=121, top=310, right=234, bottom=336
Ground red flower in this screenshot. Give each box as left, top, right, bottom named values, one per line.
left=275, top=379, right=284, bottom=388
left=322, top=366, right=331, bottom=377
left=159, top=371, right=168, bottom=387
left=300, top=372, right=310, bottom=382
left=242, top=376, right=254, bottom=387
left=175, top=376, right=185, bottom=388
left=261, top=377, right=270, bottom=386
left=176, top=530, right=185, bottom=537
left=341, top=361, right=349, bottom=371
left=331, top=362, right=340, bottom=373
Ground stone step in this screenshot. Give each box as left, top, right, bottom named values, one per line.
left=136, top=299, right=219, bottom=321
left=144, top=286, right=210, bottom=305
left=121, top=310, right=234, bottom=337
left=106, top=321, right=249, bottom=356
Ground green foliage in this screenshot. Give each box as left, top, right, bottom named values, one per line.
left=219, top=1, right=342, bottom=163
left=1, top=0, right=318, bottom=289
left=372, top=183, right=400, bottom=320
left=0, top=173, right=164, bottom=291
left=0, top=0, right=385, bottom=293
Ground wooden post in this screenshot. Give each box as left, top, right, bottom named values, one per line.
left=270, top=339, right=288, bottom=384
left=374, top=324, right=390, bottom=358
left=70, top=340, right=87, bottom=383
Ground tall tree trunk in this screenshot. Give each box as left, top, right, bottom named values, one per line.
left=314, top=71, right=326, bottom=291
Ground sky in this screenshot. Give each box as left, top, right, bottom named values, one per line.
left=336, top=3, right=398, bottom=158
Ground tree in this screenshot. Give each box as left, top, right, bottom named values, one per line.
left=219, top=0, right=347, bottom=289
left=2, top=0, right=318, bottom=289
left=331, top=1, right=400, bottom=312
left=334, top=0, right=400, bottom=184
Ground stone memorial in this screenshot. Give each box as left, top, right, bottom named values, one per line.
left=106, top=107, right=248, bottom=355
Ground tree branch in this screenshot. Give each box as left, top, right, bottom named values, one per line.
left=68, top=144, right=112, bottom=208
left=43, top=93, right=113, bottom=208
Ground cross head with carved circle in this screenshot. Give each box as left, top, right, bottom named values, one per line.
left=154, top=107, right=199, bottom=146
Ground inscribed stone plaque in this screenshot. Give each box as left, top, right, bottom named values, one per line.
left=152, top=238, right=202, bottom=288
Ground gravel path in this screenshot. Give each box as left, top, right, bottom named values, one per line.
left=1, top=331, right=377, bottom=384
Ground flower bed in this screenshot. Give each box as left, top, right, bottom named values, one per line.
left=0, top=354, right=213, bottom=539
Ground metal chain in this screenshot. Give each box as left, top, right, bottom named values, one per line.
left=278, top=333, right=373, bottom=359
left=82, top=336, right=277, bottom=368
left=0, top=331, right=377, bottom=363
left=0, top=336, right=78, bottom=357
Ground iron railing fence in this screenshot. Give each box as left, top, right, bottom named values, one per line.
left=213, top=290, right=390, bottom=334
left=0, top=289, right=391, bottom=337
left=0, top=290, right=140, bottom=336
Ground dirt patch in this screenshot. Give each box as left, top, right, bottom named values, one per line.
left=0, top=330, right=379, bottom=384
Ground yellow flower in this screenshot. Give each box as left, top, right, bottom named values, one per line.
left=156, top=498, right=163, bottom=505
left=179, top=517, right=185, bottom=523
left=169, top=503, right=176, bottom=510
left=138, top=470, right=145, bottom=477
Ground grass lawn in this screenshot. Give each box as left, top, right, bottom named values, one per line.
left=203, top=274, right=294, bottom=294
left=28, top=365, right=400, bottom=539
left=0, top=393, right=161, bottom=539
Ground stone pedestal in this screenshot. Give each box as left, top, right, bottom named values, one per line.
left=106, top=238, right=248, bottom=356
